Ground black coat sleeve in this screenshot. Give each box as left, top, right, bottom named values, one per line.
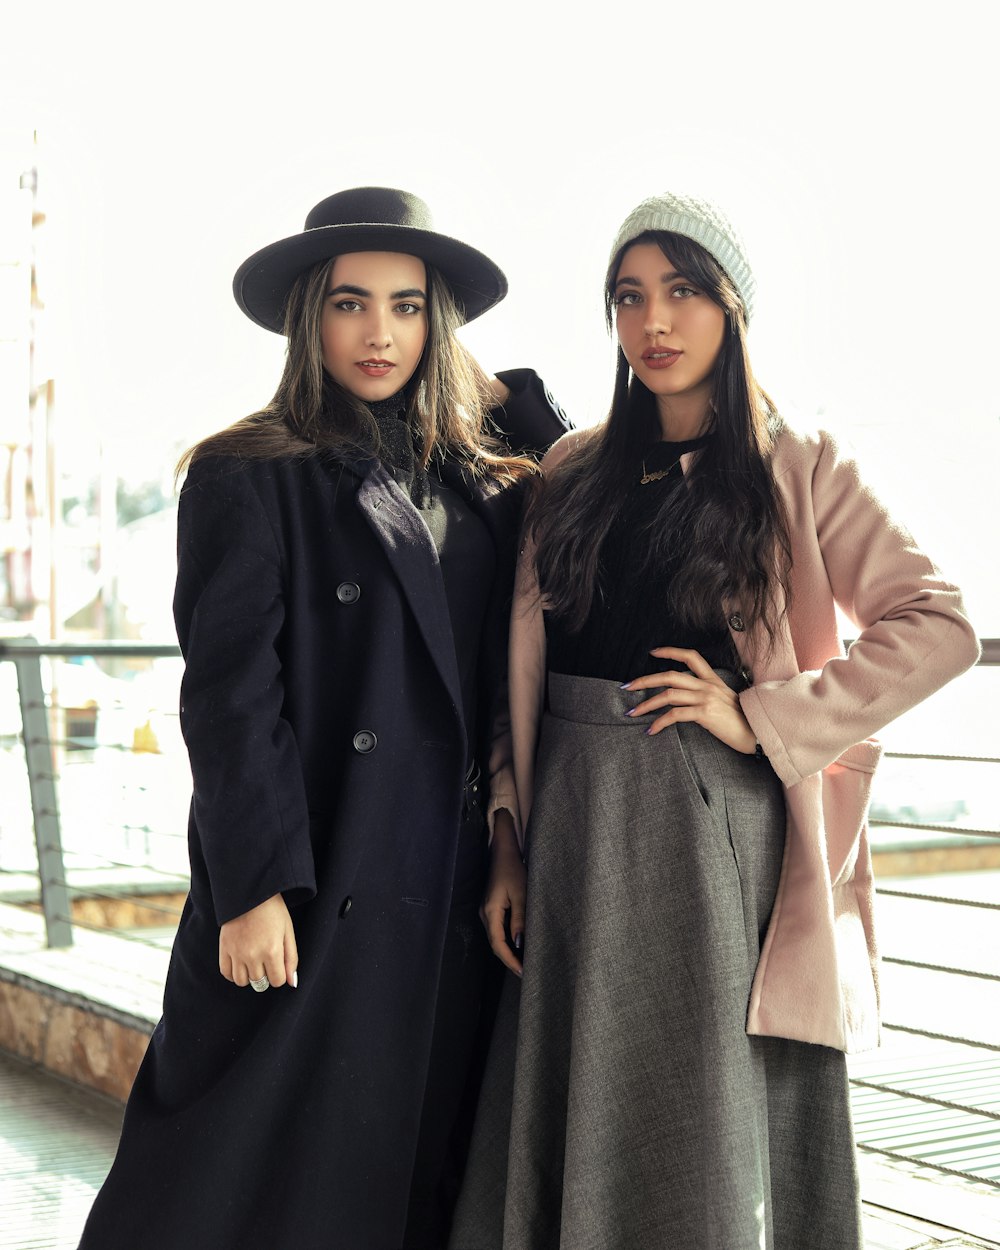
left=491, top=367, right=574, bottom=455
left=173, top=456, right=317, bottom=925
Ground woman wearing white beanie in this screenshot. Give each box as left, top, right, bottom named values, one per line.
left=453, top=191, right=979, bottom=1249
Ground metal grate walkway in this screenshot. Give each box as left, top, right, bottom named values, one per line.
left=1, top=1049, right=998, bottom=1250
left=0, top=1051, right=120, bottom=1250
left=851, top=1034, right=1000, bottom=1187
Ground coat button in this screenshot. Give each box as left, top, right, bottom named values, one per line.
left=336, top=582, right=361, bottom=604
left=339, top=896, right=352, bottom=918
left=728, top=612, right=745, bottom=632
left=353, top=730, right=377, bottom=754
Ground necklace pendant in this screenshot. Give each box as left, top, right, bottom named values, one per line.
left=640, top=466, right=672, bottom=485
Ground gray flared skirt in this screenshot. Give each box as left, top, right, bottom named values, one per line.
left=450, top=673, right=862, bottom=1250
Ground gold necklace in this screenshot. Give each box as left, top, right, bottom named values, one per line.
left=639, top=458, right=680, bottom=485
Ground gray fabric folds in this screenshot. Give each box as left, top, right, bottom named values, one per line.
left=451, top=673, right=861, bottom=1250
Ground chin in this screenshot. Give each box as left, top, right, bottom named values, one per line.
left=346, top=378, right=403, bottom=402
left=640, top=374, right=689, bottom=396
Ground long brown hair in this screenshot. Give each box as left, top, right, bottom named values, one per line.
left=178, top=257, right=535, bottom=485
left=527, top=229, right=792, bottom=646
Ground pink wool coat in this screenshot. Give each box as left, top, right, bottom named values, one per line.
left=489, top=423, right=980, bottom=1053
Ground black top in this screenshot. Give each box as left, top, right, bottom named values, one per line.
left=546, top=436, right=736, bottom=683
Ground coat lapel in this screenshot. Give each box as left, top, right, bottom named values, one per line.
left=352, top=461, right=466, bottom=736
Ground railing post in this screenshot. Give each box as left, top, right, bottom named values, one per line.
left=11, top=639, right=73, bottom=947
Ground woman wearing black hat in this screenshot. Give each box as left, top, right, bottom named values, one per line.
left=77, top=187, right=569, bottom=1250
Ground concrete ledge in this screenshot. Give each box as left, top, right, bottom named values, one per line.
left=0, top=980, right=151, bottom=1102
left=0, top=901, right=166, bottom=1103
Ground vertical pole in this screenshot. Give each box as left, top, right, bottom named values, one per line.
left=14, top=642, right=73, bottom=947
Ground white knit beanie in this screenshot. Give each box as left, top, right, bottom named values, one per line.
left=609, top=192, right=756, bottom=323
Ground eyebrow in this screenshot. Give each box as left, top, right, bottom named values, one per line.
left=326, top=283, right=428, bottom=300
left=614, top=270, right=685, bottom=290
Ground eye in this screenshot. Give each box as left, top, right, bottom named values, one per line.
left=333, top=298, right=362, bottom=313
left=615, top=291, right=642, bottom=307
left=671, top=284, right=699, bottom=298
left=395, top=302, right=424, bottom=316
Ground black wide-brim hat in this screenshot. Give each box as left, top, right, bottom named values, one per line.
left=233, top=186, right=508, bottom=333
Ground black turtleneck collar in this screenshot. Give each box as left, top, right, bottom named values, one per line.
left=320, top=372, right=430, bottom=506
left=367, top=390, right=432, bottom=508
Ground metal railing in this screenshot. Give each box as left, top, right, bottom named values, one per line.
left=0, top=638, right=183, bottom=948
left=1, top=635, right=999, bottom=1194
left=839, top=639, right=1000, bottom=1195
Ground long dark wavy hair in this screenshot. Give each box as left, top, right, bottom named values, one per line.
left=527, top=229, right=792, bottom=646
left=178, top=257, right=535, bottom=486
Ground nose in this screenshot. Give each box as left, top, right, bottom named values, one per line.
left=366, top=307, right=392, bottom=350
left=644, top=295, right=671, bottom=338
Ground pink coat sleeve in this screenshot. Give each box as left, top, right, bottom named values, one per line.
left=487, top=430, right=588, bottom=844
left=740, top=430, right=980, bottom=787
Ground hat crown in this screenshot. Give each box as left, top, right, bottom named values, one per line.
left=234, top=185, right=506, bottom=332
left=610, top=190, right=756, bottom=322
left=304, top=187, right=433, bottom=233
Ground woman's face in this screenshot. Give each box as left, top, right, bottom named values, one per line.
left=613, top=241, right=726, bottom=412
left=320, top=251, right=429, bottom=401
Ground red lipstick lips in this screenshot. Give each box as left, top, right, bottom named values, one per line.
left=641, top=348, right=681, bottom=370
left=355, top=359, right=395, bottom=377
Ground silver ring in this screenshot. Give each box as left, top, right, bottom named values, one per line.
left=249, top=974, right=270, bottom=993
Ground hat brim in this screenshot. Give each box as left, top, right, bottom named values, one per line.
left=233, top=223, right=507, bottom=333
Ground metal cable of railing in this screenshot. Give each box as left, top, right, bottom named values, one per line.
left=880, top=957, right=1000, bottom=982
left=849, top=1079, right=1000, bottom=1122
left=878, top=1025, right=1000, bottom=1054
left=877, top=888, right=1000, bottom=910
left=40, top=886, right=184, bottom=920
left=883, top=751, right=1000, bottom=763
left=96, top=826, right=188, bottom=841
left=855, top=1143, right=1000, bottom=1190
left=57, top=848, right=189, bottom=878
left=871, top=821, right=999, bottom=837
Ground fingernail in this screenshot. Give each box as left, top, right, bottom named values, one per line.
left=645, top=727, right=655, bottom=736
left=625, top=708, right=636, bottom=717
left=291, top=971, right=298, bottom=989
left=514, top=933, right=523, bottom=951
left=619, top=682, right=632, bottom=690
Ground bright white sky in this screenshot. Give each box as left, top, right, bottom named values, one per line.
left=2, top=0, right=998, bottom=630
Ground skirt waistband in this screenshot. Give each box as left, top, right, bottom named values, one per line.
left=547, top=669, right=744, bottom=726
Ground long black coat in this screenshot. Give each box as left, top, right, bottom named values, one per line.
left=79, top=377, right=570, bottom=1250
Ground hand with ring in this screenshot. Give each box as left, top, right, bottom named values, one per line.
left=219, top=893, right=299, bottom=992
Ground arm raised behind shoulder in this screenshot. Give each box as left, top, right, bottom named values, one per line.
left=490, top=368, right=574, bottom=457
left=174, top=456, right=317, bottom=925
left=739, top=429, right=981, bottom=787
